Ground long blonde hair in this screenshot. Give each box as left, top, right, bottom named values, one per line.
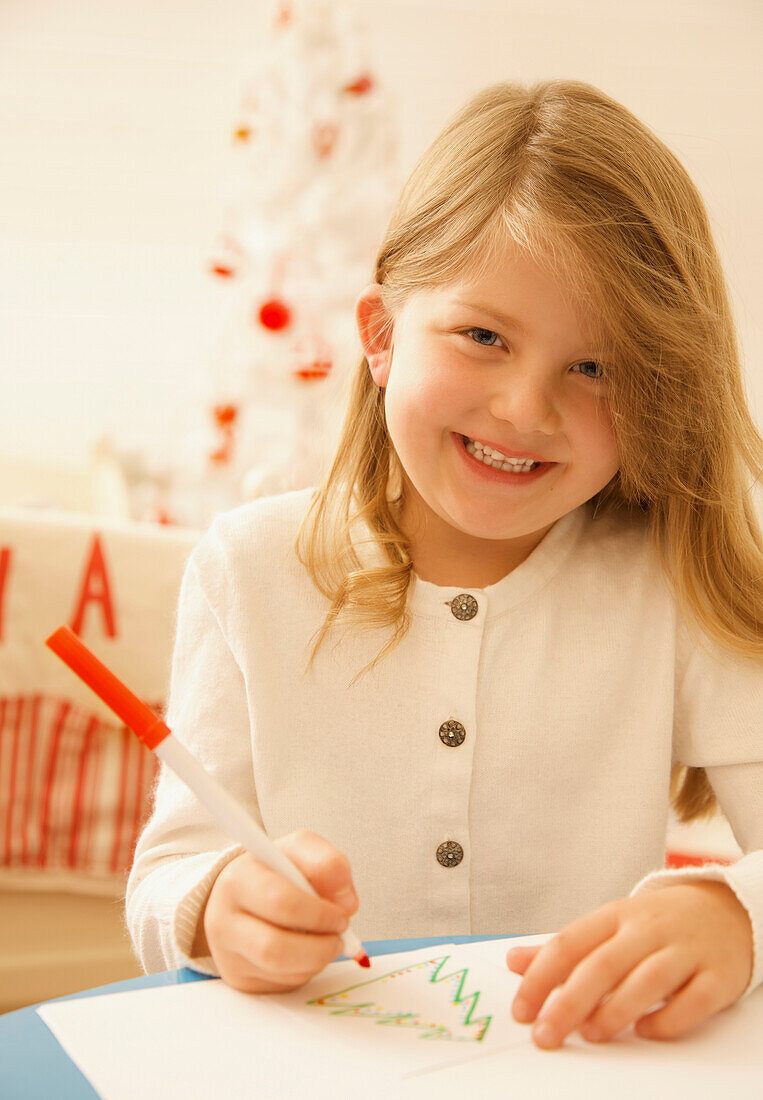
left=295, top=78, right=763, bottom=824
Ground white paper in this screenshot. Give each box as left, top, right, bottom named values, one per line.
left=266, top=942, right=531, bottom=1078
left=37, top=935, right=763, bottom=1100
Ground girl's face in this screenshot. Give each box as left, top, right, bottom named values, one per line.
left=356, top=239, right=621, bottom=584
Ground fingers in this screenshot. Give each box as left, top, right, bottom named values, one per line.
left=527, top=938, right=655, bottom=1048
left=509, top=886, right=750, bottom=1050
left=225, top=851, right=350, bottom=937
left=203, top=831, right=362, bottom=996
left=257, top=858, right=350, bottom=933
left=635, top=969, right=730, bottom=1041
left=506, top=945, right=540, bottom=973
left=512, top=904, right=621, bottom=1027
left=229, top=909, right=345, bottom=986
left=578, top=948, right=695, bottom=1043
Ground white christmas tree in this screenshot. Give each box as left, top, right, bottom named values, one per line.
left=182, top=0, right=401, bottom=524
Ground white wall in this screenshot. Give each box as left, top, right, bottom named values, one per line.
left=2, top=0, right=761, bottom=473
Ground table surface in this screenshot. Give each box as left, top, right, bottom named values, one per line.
left=0, top=934, right=514, bottom=1100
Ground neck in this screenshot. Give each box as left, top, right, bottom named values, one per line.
left=396, top=494, right=555, bottom=588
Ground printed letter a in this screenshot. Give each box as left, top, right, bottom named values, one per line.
left=69, top=534, right=117, bottom=637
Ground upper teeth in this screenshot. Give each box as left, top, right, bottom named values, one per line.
left=465, top=437, right=538, bottom=470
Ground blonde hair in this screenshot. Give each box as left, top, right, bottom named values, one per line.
left=295, top=78, right=763, bottom=824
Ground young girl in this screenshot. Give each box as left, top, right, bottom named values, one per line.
left=126, top=78, right=763, bottom=1051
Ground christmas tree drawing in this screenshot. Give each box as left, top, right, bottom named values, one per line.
left=305, top=955, right=493, bottom=1042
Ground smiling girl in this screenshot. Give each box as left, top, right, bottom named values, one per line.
left=127, top=78, right=763, bottom=1051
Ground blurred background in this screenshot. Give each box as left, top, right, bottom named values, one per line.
left=0, top=0, right=758, bottom=1012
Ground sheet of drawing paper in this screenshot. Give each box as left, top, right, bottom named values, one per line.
left=41, top=976, right=397, bottom=1100
left=264, top=942, right=533, bottom=1077
left=41, top=944, right=513, bottom=1100
left=36, top=935, right=763, bottom=1099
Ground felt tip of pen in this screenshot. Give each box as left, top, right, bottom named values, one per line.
left=355, top=951, right=371, bottom=968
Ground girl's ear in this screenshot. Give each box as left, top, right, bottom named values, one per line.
left=356, top=284, right=394, bottom=388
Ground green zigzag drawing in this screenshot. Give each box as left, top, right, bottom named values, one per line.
left=305, top=954, right=492, bottom=1042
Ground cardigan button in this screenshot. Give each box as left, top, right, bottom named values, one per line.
left=439, top=719, right=465, bottom=747
left=436, top=841, right=464, bottom=867
left=449, top=593, right=478, bottom=620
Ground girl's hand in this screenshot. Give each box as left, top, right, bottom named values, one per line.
left=507, top=881, right=753, bottom=1050
left=196, top=830, right=359, bottom=994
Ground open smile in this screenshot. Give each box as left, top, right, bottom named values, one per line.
left=453, top=432, right=558, bottom=486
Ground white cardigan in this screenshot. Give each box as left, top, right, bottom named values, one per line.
left=126, top=488, right=763, bottom=997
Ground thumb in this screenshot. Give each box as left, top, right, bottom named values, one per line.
left=332, top=883, right=359, bottom=913
left=274, top=830, right=359, bottom=915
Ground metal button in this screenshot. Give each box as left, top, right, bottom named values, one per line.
left=439, top=719, right=465, bottom=747
left=449, top=593, right=478, bottom=620
left=436, top=841, right=464, bottom=867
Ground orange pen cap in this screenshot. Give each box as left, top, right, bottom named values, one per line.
left=45, top=625, right=170, bottom=750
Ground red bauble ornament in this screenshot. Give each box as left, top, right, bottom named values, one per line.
left=213, top=404, right=238, bottom=427
left=344, top=73, right=374, bottom=96
left=258, top=298, right=292, bottom=331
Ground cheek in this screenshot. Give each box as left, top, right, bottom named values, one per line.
left=584, top=400, right=620, bottom=471
left=409, top=355, right=474, bottom=426
left=386, top=356, right=462, bottom=431
left=382, top=376, right=428, bottom=454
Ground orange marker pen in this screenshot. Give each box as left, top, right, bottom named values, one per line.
left=45, top=625, right=370, bottom=969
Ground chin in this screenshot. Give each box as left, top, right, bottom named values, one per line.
left=448, top=510, right=532, bottom=542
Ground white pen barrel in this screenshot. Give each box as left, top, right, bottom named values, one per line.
left=155, top=735, right=363, bottom=960
left=155, top=735, right=314, bottom=892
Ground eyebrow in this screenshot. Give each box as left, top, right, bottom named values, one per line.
left=450, top=299, right=528, bottom=336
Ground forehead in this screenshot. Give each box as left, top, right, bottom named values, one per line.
left=410, top=266, right=598, bottom=349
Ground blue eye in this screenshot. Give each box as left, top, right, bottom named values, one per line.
left=461, top=329, right=605, bottom=380
left=463, top=327, right=505, bottom=348
left=571, top=360, right=606, bottom=380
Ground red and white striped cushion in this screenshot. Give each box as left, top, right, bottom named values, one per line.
left=0, top=506, right=199, bottom=892
left=0, top=694, right=158, bottom=881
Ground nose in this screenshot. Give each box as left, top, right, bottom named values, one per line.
left=487, top=363, right=560, bottom=435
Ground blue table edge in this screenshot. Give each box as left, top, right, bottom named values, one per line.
left=1, top=933, right=524, bottom=1100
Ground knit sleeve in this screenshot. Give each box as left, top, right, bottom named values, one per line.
left=629, top=612, right=763, bottom=1001
left=125, top=528, right=260, bottom=976
left=671, top=617, right=762, bottom=767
